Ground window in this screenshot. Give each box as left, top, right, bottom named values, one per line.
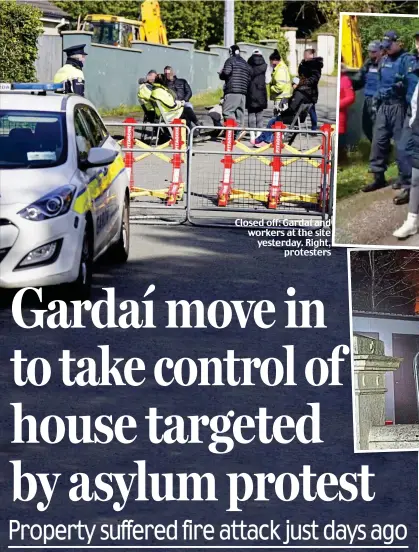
left=80, top=106, right=108, bottom=146
left=74, top=109, right=94, bottom=163
left=0, top=110, right=67, bottom=169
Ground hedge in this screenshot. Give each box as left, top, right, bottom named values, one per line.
left=0, top=1, right=43, bottom=82
left=358, top=15, right=419, bottom=57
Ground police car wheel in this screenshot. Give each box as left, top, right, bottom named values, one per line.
left=109, top=194, right=130, bottom=263
left=66, top=219, right=93, bottom=300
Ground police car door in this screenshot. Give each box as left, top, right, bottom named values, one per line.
left=81, top=105, right=124, bottom=247
left=73, top=106, right=108, bottom=256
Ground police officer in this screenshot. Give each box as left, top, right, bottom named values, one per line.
left=352, top=40, right=383, bottom=142
left=53, top=44, right=87, bottom=96
left=363, top=31, right=410, bottom=193
left=392, top=31, right=419, bottom=205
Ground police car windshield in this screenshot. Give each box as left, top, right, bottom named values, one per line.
left=0, top=111, right=67, bottom=169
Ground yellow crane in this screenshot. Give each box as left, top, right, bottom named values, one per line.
left=81, top=0, right=168, bottom=48
left=341, top=15, right=363, bottom=69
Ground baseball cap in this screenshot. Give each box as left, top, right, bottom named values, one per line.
left=367, top=40, right=381, bottom=52
left=382, top=30, right=400, bottom=49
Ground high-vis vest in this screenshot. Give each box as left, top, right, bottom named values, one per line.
left=150, top=84, right=183, bottom=119
left=53, top=64, right=85, bottom=96
left=137, top=83, right=154, bottom=111
left=269, top=61, right=292, bottom=101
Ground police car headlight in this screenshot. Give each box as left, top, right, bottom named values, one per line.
left=18, top=185, right=76, bottom=221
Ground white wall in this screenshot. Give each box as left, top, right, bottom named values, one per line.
left=353, top=315, right=419, bottom=423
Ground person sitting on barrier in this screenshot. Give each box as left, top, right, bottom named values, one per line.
left=138, top=70, right=157, bottom=124
left=252, top=77, right=315, bottom=148
left=150, top=74, right=197, bottom=132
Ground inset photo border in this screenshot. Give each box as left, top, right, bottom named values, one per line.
left=347, top=247, right=419, bottom=453
left=333, top=12, right=419, bottom=249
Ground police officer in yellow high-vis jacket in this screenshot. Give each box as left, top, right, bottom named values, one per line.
left=268, top=49, right=292, bottom=115
left=54, top=44, right=87, bottom=96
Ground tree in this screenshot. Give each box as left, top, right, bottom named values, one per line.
left=350, top=250, right=419, bottom=314
left=54, top=0, right=285, bottom=50
left=358, top=15, right=419, bottom=56
left=0, top=1, right=43, bottom=82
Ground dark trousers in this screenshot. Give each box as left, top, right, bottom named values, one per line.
left=309, top=105, right=317, bottom=130
left=181, top=106, right=199, bottom=128
left=362, top=96, right=375, bottom=142
left=397, top=109, right=414, bottom=188
left=369, top=102, right=406, bottom=175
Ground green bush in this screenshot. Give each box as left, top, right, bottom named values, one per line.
left=358, top=15, right=419, bottom=57
left=0, top=1, right=43, bottom=82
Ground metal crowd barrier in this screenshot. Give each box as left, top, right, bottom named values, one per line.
left=106, top=117, right=335, bottom=227
left=186, top=119, right=335, bottom=228
left=106, top=118, right=190, bottom=225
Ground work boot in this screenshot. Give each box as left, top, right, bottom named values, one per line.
left=393, top=213, right=418, bottom=239
left=362, top=173, right=387, bottom=193
left=393, top=188, right=410, bottom=205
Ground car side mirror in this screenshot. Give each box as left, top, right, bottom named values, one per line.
left=83, top=147, right=118, bottom=168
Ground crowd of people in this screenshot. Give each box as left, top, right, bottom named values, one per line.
left=137, top=45, right=324, bottom=147
left=338, top=29, right=419, bottom=239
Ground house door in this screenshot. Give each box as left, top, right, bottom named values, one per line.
left=392, top=334, right=419, bottom=424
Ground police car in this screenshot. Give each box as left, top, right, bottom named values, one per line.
left=0, top=83, right=130, bottom=298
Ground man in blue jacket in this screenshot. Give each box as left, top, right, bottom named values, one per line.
left=392, top=31, right=419, bottom=205
left=352, top=40, right=383, bottom=142
left=363, top=31, right=410, bottom=193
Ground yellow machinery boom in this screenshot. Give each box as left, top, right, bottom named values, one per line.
left=341, top=15, right=363, bottom=69
left=140, top=0, right=168, bottom=44
left=81, top=0, right=168, bottom=47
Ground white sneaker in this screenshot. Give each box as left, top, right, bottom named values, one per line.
left=393, top=215, right=418, bottom=239
left=249, top=131, right=256, bottom=142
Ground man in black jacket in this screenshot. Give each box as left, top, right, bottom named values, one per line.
left=164, top=66, right=200, bottom=127
left=298, top=49, right=323, bottom=130
left=219, top=44, right=252, bottom=127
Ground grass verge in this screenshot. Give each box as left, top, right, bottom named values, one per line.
left=336, top=139, right=398, bottom=200
left=190, top=88, right=223, bottom=109
left=99, top=104, right=143, bottom=118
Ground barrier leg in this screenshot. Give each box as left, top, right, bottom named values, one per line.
left=124, top=117, right=136, bottom=192
left=267, top=122, right=285, bottom=209
left=218, top=119, right=237, bottom=207
left=167, top=119, right=184, bottom=206
left=318, top=123, right=333, bottom=211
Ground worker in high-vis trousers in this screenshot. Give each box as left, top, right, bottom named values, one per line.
left=53, top=44, right=88, bottom=96
left=268, top=49, right=292, bottom=115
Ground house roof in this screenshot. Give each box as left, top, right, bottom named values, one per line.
left=353, top=310, right=419, bottom=321
left=15, top=0, right=70, bottom=19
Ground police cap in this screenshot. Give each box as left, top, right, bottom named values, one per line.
left=367, top=40, right=381, bottom=52
left=382, top=31, right=400, bottom=49
left=63, top=44, right=88, bottom=57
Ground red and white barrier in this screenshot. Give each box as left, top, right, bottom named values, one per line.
left=167, top=119, right=184, bottom=206
left=218, top=119, right=237, bottom=207
left=267, top=121, right=285, bottom=209
left=123, top=117, right=136, bottom=191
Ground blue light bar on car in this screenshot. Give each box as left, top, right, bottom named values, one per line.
left=0, top=83, right=64, bottom=92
